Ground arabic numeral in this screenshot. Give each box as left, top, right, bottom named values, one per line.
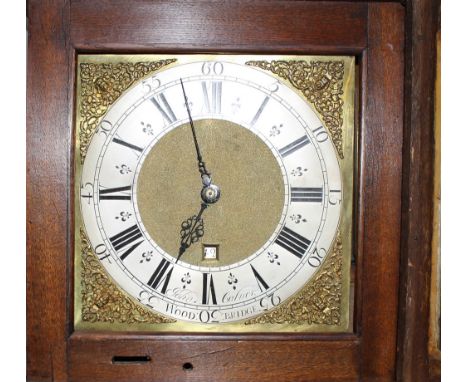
left=329, top=189, right=342, bottom=205
left=142, top=75, right=161, bottom=94
left=95, top=243, right=111, bottom=261
left=308, top=247, right=327, bottom=268
left=198, top=309, right=220, bottom=323
left=80, top=182, right=93, bottom=204
left=268, top=80, right=280, bottom=93
left=99, top=120, right=113, bottom=136
left=137, top=290, right=158, bottom=308
left=312, top=125, right=329, bottom=143
left=201, top=61, right=224, bottom=75
left=260, top=293, right=281, bottom=310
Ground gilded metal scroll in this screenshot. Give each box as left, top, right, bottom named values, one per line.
left=246, top=60, right=345, bottom=158
left=78, top=59, right=176, bottom=162
left=80, top=228, right=176, bottom=324
left=245, top=232, right=343, bottom=325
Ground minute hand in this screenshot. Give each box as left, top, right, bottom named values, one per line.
left=180, top=78, right=210, bottom=179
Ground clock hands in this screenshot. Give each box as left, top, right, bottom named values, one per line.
left=179, top=78, right=221, bottom=204
left=180, top=78, right=211, bottom=182
left=176, top=79, right=221, bottom=263
left=176, top=203, right=208, bottom=263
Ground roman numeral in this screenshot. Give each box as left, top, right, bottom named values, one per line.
left=275, top=226, right=311, bottom=259
left=202, top=81, right=222, bottom=114
left=250, top=96, right=270, bottom=126
left=119, top=240, right=143, bottom=261
left=112, top=137, right=143, bottom=153
left=147, top=258, right=173, bottom=294
left=250, top=265, right=269, bottom=292
left=278, top=135, right=310, bottom=158
left=109, top=224, right=143, bottom=252
left=151, top=93, right=177, bottom=124
left=99, top=185, right=132, bottom=201
left=291, top=187, right=323, bottom=203
left=202, top=273, right=217, bottom=305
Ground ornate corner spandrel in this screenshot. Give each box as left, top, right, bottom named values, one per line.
left=245, top=232, right=343, bottom=326
left=80, top=228, right=176, bottom=324
left=78, top=59, right=176, bottom=163
left=246, top=60, right=345, bottom=159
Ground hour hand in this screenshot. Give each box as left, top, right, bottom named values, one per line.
left=176, top=203, right=208, bottom=263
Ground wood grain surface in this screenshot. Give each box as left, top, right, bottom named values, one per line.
left=69, top=332, right=359, bottom=382
left=358, top=3, right=405, bottom=380
left=70, top=0, right=367, bottom=54
left=397, top=0, right=440, bottom=381
left=27, top=0, right=73, bottom=381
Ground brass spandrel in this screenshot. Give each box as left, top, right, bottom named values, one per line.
left=78, top=59, right=176, bottom=162
left=246, top=60, right=346, bottom=159
left=245, top=232, right=343, bottom=326
left=79, top=228, right=176, bottom=324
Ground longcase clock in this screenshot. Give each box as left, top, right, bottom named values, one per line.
left=27, top=1, right=439, bottom=381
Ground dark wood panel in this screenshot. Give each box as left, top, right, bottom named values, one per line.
left=70, top=0, right=367, bottom=53
left=397, top=0, right=440, bottom=381
left=68, top=332, right=359, bottom=382
left=65, top=3, right=371, bottom=380
left=359, top=3, right=405, bottom=380
left=26, top=0, right=73, bottom=381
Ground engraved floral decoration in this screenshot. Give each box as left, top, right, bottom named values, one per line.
left=115, top=211, right=132, bottom=222
left=231, top=97, right=241, bottom=114
left=141, top=121, right=154, bottom=135
left=245, top=232, right=343, bottom=326
left=269, top=123, right=283, bottom=137
left=181, top=272, right=192, bottom=289
left=267, top=251, right=281, bottom=266
left=115, top=164, right=132, bottom=175
left=291, top=166, right=308, bottom=177
left=80, top=228, right=175, bottom=324
left=289, top=214, right=307, bottom=224
left=78, top=59, right=176, bottom=162
left=246, top=60, right=345, bottom=158
left=139, top=250, right=153, bottom=264
left=228, top=273, right=239, bottom=290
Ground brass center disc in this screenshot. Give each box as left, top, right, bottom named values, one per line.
left=137, top=119, right=285, bottom=267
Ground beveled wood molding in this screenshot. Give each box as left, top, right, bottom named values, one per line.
left=397, top=0, right=440, bottom=381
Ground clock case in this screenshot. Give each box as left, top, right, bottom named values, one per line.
left=27, top=1, right=439, bottom=381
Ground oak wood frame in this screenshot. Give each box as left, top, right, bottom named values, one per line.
left=397, top=0, right=440, bottom=381
left=26, top=1, right=436, bottom=381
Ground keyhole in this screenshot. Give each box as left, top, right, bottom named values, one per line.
left=182, top=362, right=193, bottom=371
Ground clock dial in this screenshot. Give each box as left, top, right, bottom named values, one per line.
left=137, top=118, right=286, bottom=268
left=80, top=59, right=342, bottom=323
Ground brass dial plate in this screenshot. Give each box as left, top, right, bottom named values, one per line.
left=74, top=54, right=355, bottom=332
